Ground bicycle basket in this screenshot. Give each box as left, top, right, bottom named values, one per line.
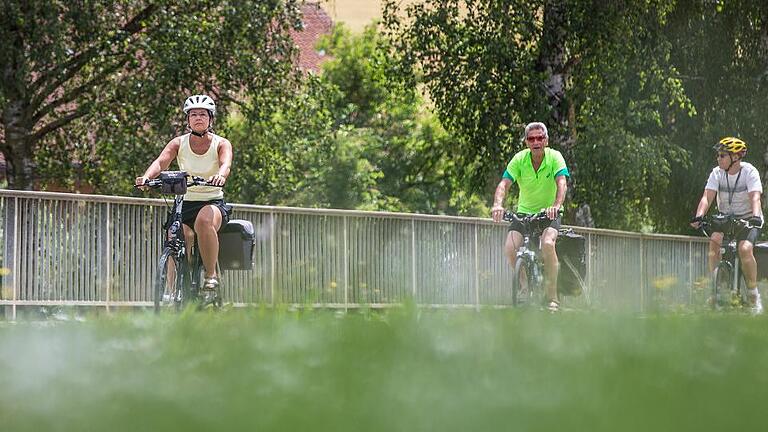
left=556, top=229, right=586, bottom=296
left=756, top=242, right=768, bottom=280
left=159, top=171, right=188, bottom=195
left=218, top=219, right=255, bottom=270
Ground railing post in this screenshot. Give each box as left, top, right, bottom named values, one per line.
left=688, top=240, right=693, bottom=305
left=586, top=232, right=593, bottom=306
left=639, top=235, right=645, bottom=313
left=105, top=202, right=111, bottom=313
left=12, top=197, right=19, bottom=320
left=411, top=219, right=417, bottom=301
left=343, top=215, right=349, bottom=311
left=474, top=223, right=480, bottom=311
left=270, top=211, right=276, bottom=307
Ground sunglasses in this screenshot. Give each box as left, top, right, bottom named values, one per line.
left=717, top=153, right=730, bottom=159
left=527, top=135, right=546, bottom=142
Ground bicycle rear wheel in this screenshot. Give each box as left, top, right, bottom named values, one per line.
left=512, top=258, right=536, bottom=306
left=155, top=248, right=188, bottom=312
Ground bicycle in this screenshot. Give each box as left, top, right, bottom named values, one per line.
left=502, top=210, right=554, bottom=307
left=698, top=213, right=756, bottom=310
left=137, top=171, right=223, bottom=312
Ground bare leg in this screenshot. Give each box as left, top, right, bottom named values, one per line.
left=194, top=205, right=223, bottom=279
left=708, top=233, right=723, bottom=273
left=183, top=224, right=196, bottom=261
left=540, top=227, right=559, bottom=303
left=738, top=240, right=758, bottom=289
left=504, top=230, right=523, bottom=267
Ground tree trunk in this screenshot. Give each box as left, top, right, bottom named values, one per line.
left=1, top=99, right=35, bottom=190
left=538, top=0, right=593, bottom=227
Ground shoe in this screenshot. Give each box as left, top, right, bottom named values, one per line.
left=201, top=277, right=220, bottom=305
left=750, top=296, right=763, bottom=315
left=203, top=276, right=219, bottom=291
left=547, top=300, right=560, bottom=313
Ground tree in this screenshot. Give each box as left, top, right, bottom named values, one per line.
left=316, top=23, right=487, bottom=214
left=0, top=0, right=301, bottom=190
left=382, top=0, right=693, bottom=229
left=653, top=0, right=768, bottom=233
left=225, top=22, right=486, bottom=215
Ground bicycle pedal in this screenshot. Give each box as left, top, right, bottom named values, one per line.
left=199, top=289, right=221, bottom=307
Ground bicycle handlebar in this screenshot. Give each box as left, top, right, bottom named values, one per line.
left=502, top=210, right=550, bottom=224
left=697, top=214, right=756, bottom=239
left=134, top=173, right=222, bottom=189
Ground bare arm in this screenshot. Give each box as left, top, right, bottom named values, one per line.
left=135, top=138, right=181, bottom=185
left=208, top=138, right=233, bottom=186
left=749, top=191, right=762, bottom=217
left=694, top=189, right=716, bottom=217
left=546, top=175, right=568, bottom=220
left=492, top=178, right=512, bottom=222
left=690, top=189, right=716, bottom=228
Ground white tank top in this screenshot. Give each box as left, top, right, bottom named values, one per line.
left=176, top=133, right=224, bottom=201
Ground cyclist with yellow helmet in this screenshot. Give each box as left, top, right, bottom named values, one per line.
left=691, top=137, right=763, bottom=314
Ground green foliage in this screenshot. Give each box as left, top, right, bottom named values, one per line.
left=651, top=0, right=768, bottom=233
left=6, top=1, right=768, bottom=232
left=315, top=24, right=488, bottom=215
left=0, top=0, right=301, bottom=191
left=382, top=0, right=694, bottom=229
left=226, top=22, right=487, bottom=215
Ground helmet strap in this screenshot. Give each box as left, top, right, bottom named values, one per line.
left=726, top=153, right=740, bottom=172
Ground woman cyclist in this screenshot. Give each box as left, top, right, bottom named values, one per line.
left=135, top=95, right=234, bottom=301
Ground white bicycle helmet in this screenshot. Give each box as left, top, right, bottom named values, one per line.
left=183, top=94, right=216, bottom=117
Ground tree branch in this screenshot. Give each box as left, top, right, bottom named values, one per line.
left=29, top=105, right=91, bottom=143
left=31, top=56, right=129, bottom=124
left=28, top=5, right=157, bottom=117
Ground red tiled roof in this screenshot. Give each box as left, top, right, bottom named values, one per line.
left=290, top=2, right=334, bottom=72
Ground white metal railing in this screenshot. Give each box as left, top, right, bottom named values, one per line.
left=0, top=190, right=710, bottom=318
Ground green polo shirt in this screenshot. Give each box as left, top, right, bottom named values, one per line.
left=502, top=148, right=569, bottom=214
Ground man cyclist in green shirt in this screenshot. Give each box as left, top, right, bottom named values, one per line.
left=491, top=122, right=570, bottom=312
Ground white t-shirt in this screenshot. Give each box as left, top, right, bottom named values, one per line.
left=705, top=161, right=763, bottom=218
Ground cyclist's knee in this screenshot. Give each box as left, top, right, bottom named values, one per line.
left=195, top=206, right=222, bottom=231
left=738, top=241, right=754, bottom=258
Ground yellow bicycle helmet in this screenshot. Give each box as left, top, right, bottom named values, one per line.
left=714, top=137, right=747, bottom=154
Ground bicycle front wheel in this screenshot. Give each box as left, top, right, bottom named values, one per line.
left=711, top=263, right=734, bottom=310
left=155, top=248, right=188, bottom=312
left=512, top=258, right=536, bottom=306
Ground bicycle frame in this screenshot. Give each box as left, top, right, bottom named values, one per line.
left=503, top=211, right=550, bottom=306
left=700, top=214, right=752, bottom=309
left=163, top=195, right=205, bottom=303
left=139, top=171, right=220, bottom=311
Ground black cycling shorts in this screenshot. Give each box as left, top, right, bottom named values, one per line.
left=507, top=213, right=562, bottom=234
left=733, top=226, right=761, bottom=245
left=180, top=199, right=233, bottom=231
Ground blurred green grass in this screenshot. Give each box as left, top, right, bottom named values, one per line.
left=1, top=307, right=767, bottom=431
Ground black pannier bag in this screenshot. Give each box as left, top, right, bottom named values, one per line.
left=755, top=242, right=768, bottom=281
left=556, top=229, right=587, bottom=296
left=159, top=171, right=188, bottom=195
left=218, top=219, right=255, bottom=270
